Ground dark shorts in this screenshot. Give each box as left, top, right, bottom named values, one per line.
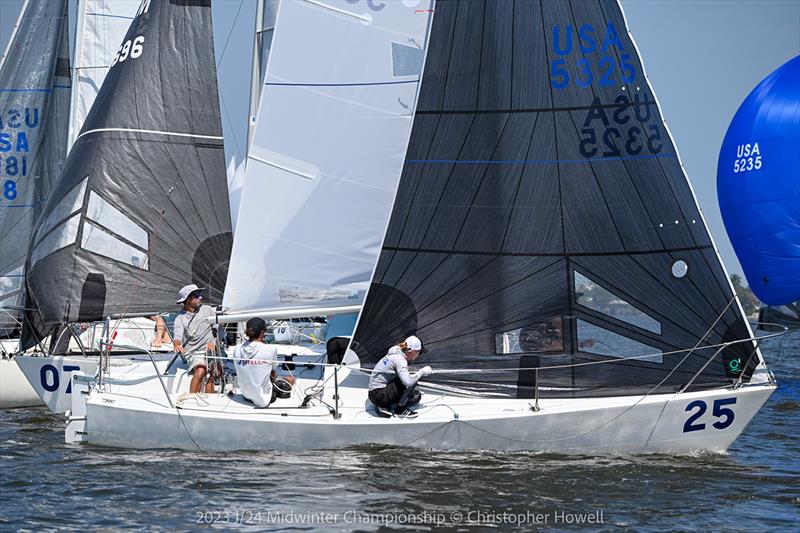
left=368, top=378, right=421, bottom=408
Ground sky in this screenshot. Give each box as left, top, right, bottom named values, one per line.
left=2, top=0, right=799, bottom=282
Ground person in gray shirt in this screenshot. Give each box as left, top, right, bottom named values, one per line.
left=173, top=284, right=217, bottom=393
left=368, top=335, right=432, bottom=418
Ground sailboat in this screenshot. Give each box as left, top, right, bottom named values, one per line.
left=717, top=55, right=800, bottom=331
left=4, top=0, right=155, bottom=412
left=14, top=0, right=234, bottom=414
left=0, top=0, right=71, bottom=408
left=71, top=0, right=776, bottom=454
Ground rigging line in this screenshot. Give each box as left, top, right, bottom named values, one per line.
left=220, top=95, right=243, bottom=162
left=398, top=419, right=458, bottom=447
left=441, top=342, right=734, bottom=446
left=215, top=0, right=245, bottom=69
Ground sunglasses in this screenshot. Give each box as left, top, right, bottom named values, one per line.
left=189, top=291, right=203, bottom=299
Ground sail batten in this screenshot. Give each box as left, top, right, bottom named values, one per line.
left=351, top=0, right=758, bottom=398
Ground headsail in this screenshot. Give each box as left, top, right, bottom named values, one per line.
left=717, top=55, right=800, bottom=306
left=221, top=0, right=434, bottom=319
left=68, top=0, right=141, bottom=149
left=0, top=0, right=70, bottom=337
left=24, top=0, right=232, bottom=339
left=247, top=0, right=279, bottom=149
left=351, top=0, right=759, bottom=397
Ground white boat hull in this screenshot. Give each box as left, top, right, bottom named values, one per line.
left=15, top=353, right=172, bottom=414
left=76, top=364, right=776, bottom=454
left=0, top=357, right=44, bottom=408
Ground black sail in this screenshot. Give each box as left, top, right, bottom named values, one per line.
left=352, top=0, right=758, bottom=397
left=24, top=0, right=232, bottom=339
left=0, top=0, right=70, bottom=337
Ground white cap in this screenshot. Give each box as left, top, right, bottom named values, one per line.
left=405, top=335, right=422, bottom=351
left=176, top=284, right=204, bottom=304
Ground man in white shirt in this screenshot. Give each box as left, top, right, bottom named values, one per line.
left=234, top=317, right=295, bottom=407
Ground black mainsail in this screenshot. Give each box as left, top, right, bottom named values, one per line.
left=0, top=0, right=70, bottom=337
left=351, top=0, right=758, bottom=397
left=23, top=0, right=232, bottom=343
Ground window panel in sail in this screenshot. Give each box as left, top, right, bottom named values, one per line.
left=85, top=191, right=148, bottom=250
left=80, top=221, right=148, bottom=270
left=35, top=178, right=88, bottom=241
left=495, top=317, right=564, bottom=354
left=31, top=214, right=81, bottom=266
left=0, top=266, right=23, bottom=299
left=574, top=271, right=661, bottom=333
left=391, top=42, right=424, bottom=77
left=577, top=319, right=662, bottom=363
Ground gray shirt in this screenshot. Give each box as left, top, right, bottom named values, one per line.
left=368, top=346, right=422, bottom=391
left=173, top=304, right=216, bottom=355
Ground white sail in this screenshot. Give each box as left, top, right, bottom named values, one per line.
left=222, top=0, right=434, bottom=317
left=67, top=0, right=140, bottom=148
left=226, top=154, right=245, bottom=231
left=248, top=0, right=279, bottom=148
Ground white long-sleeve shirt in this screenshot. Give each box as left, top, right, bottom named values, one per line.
left=368, top=346, right=423, bottom=391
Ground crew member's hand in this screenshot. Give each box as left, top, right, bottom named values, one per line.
left=207, top=342, right=216, bottom=351
left=173, top=340, right=184, bottom=353
left=420, top=366, right=433, bottom=377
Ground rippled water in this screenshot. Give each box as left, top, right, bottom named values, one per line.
left=1, top=337, right=798, bottom=531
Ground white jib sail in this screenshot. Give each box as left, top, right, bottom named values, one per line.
left=222, top=0, right=434, bottom=318
left=227, top=154, right=245, bottom=232
left=67, top=0, right=140, bottom=148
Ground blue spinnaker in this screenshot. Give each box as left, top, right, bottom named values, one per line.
left=718, top=55, right=800, bottom=305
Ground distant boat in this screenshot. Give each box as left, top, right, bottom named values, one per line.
left=757, top=303, right=800, bottom=332
left=0, top=0, right=71, bottom=408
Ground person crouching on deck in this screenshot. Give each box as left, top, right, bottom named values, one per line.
left=368, top=335, right=432, bottom=419
left=234, top=318, right=295, bottom=407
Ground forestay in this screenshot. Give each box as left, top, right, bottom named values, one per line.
left=222, top=0, right=434, bottom=318
left=68, top=0, right=141, bottom=149
left=352, top=0, right=759, bottom=397
left=23, top=0, right=232, bottom=343
left=0, top=0, right=70, bottom=337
